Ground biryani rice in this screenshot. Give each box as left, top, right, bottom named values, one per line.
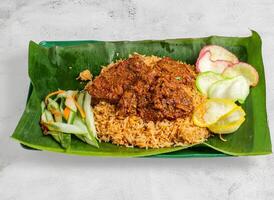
left=91, top=54, right=210, bottom=148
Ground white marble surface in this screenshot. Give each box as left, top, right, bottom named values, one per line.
left=0, top=0, right=274, bottom=199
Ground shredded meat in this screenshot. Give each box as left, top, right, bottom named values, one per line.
left=86, top=54, right=197, bottom=122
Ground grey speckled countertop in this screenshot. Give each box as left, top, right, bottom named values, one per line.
left=0, top=0, right=273, bottom=199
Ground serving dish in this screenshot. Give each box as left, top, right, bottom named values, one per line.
left=12, top=31, right=272, bottom=157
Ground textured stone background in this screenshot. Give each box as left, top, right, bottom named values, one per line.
left=0, top=0, right=273, bottom=199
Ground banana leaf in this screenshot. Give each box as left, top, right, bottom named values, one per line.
left=11, top=31, right=272, bottom=157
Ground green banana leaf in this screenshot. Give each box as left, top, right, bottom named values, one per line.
left=11, top=31, right=272, bottom=157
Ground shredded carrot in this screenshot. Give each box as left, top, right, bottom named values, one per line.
left=45, top=90, right=65, bottom=104
left=63, top=107, right=70, bottom=121
left=75, top=100, right=86, bottom=118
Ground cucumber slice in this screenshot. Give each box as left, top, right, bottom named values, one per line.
left=49, top=131, right=71, bottom=149
left=74, top=116, right=98, bottom=147
left=77, top=92, right=85, bottom=108
left=59, top=98, right=64, bottom=115
left=208, top=76, right=250, bottom=103
left=42, top=107, right=72, bottom=149
left=47, top=98, right=59, bottom=111
left=67, top=110, right=76, bottom=124
left=42, top=121, right=87, bottom=135
left=196, top=72, right=224, bottom=95
left=83, top=92, right=99, bottom=148
left=44, top=110, right=54, bottom=122
left=41, top=101, right=46, bottom=113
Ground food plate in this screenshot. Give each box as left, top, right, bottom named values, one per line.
left=11, top=31, right=272, bottom=157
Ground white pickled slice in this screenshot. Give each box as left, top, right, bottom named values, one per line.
left=196, top=45, right=239, bottom=73
left=209, top=106, right=246, bottom=134
left=222, top=62, right=259, bottom=86
left=203, top=99, right=237, bottom=126
left=201, top=45, right=239, bottom=63
left=195, top=72, right=224, bottom=95
left=208, top=76, right=250, bottom=103
left=196, top=51, right=232, bottom=73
